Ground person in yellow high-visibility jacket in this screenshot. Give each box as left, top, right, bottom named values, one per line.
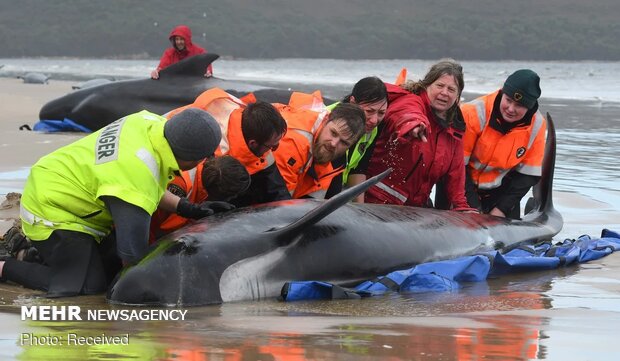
left=326, top=77, right=388, bottom=202
left=0, top=108, right=221, bottom=297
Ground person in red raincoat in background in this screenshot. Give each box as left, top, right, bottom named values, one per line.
left=150, top=24, right=213, bottom=79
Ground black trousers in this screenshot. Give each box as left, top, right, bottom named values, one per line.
left=435, top=179, right=522, bottom=219
left=476, top=188, right=522, bottom=219
left=4, top=230, right=121, bottom=297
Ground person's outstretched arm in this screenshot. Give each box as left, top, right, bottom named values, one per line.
left=102, top=196, right=151, bottom=265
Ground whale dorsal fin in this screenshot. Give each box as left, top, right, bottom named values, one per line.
left=159, top=53, right=220, bottom=78
left=523, top=112, right=562, bottom=231
left=270, top=168, right=392, bottom=241
left=537, top=112, right=557, bottom=213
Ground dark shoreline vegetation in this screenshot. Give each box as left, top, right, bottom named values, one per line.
left=2, top=0, right=619, bottom=61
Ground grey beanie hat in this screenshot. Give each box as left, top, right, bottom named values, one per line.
left=164, top=108, right=222, bottom=161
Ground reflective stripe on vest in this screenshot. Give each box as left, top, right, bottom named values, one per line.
left=375, top=181, right=408, bottom=203
left=465, top=98, right=490, bottom=165
left=467, top=94, right=546, bottom=189
left=344, top=128, right=378, bottom=184
left=292, top=128, right=315, bottom=175
left=136, top=148, right=159, bottom=181
left=477, top=169, right=511, bottom=189
left=186, top=167, right=198, bottom=198
left=514, top=111, right=545, bottom=176
left=469, top=159, right=501, bottom=172
left=20, top=205, right=107, bottom=238
left=263, top=151, right=275, bottom=168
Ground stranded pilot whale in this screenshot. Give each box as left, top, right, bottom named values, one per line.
left=38, top=53, right=310, bottom=132
left=107, top=114, right=562, bottom=306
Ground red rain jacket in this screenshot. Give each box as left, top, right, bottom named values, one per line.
left=156, top=25, right=212, bottom=75
left=365, top=84, right=471, bottom=209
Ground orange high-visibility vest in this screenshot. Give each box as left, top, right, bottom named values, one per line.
left=461, top=90, right=547, bottom=190
left=395, top=67, right=407, bottom=86
left=166, top=87, right=276, bottom=175
left=272, top=93, right=339, bottom=199
left=149, top=162, right=207, bottom=243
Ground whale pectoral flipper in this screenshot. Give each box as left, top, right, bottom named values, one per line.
left=269, top=168, right=392, bottom=242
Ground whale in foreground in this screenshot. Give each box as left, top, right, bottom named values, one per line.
left=107, top=114, right=562, bottom=307
left=38, top=53, right=304, bottom=132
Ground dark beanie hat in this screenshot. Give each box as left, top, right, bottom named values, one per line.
left=164, top=108, right=222, bottom=161
left=502, top=69, right=541, bottom=109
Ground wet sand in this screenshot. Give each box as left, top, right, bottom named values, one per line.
left=1, top=77, right=620, bottom=360
left=0, top=78, right=82, bottom=234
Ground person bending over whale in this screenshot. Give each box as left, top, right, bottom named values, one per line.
left=149, top=155, right=251, bottom=243
left=364, top=59, right=473, bottom=211
left=273, top=101, right=366, bottom=199
left=325, top=76, right=388, bottom=201
left=166, top=88, right=291, bottom=207
left=0, top=109, right=222, bottom=297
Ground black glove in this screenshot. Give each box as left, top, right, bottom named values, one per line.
left=176, top=197, right=235, bottom=220
left=201, top=201, right=236, bottom=213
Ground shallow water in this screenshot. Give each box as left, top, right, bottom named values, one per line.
left=2, top=256, right=620, bottom=360
left=1, top=60, right=620, bottom=360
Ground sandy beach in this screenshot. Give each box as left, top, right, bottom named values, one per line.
left=0, top=78, right=82, bottom=234
left=0, top=77, right=81, bottom=165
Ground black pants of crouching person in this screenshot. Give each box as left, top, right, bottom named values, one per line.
left=3, top=229, right=121, bottom=297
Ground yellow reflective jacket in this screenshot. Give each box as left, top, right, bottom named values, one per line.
left=21, top=110, right=180, bottom=241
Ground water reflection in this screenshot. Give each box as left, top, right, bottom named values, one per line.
left=6, top=269, right=575, bottom=360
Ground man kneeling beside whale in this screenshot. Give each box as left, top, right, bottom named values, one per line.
left=0, top=108, right=223, bottom=297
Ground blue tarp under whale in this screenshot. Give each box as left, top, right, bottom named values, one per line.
left=33, top=118, right=93, bottom=132
left=281, top=228, right=620, bottom=301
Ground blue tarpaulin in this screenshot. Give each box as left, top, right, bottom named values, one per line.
left=33, top=118, right=92, bottom=133
left=281, top=229, right=620, bottom=302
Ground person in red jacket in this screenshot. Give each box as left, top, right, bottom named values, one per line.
left=150, top=24, right=212, bottom=79
left=364, top=59, right=473, bottom=210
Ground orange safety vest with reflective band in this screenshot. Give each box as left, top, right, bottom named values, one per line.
left=461, top=90, right=547, bottom=190
left=166, top=87, right=276, bottom=175
left=272, top=94, right=338, bottom=199
left=149, top=162, right=207, bottom=243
